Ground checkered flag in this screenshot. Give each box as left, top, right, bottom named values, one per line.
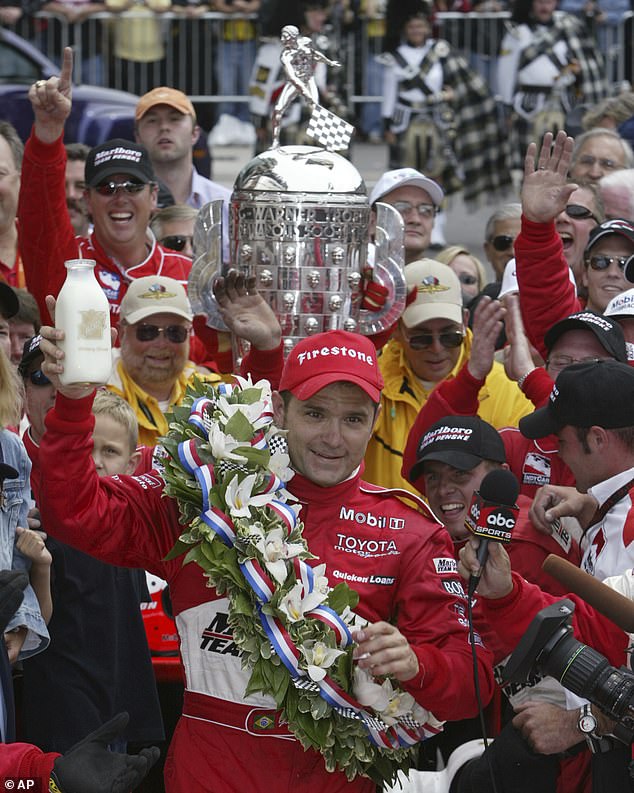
left=306, top=105, right=354, bottom=152
left=267, top=433, right=288, bottom=457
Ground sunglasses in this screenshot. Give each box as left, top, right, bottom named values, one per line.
left=403, top=330, right=465, bottom=350
left=135, top=324, right=190, bottom=343
left=93, top=181, right=149, bottom=196
left=490, top=234, right=515, bottom=251
left=28, top=369, right=51, bottom=387
left=565, top=204, right=599, bottom=223
left=586, top=254, right=634, bottom=271
left=390, top=201, right=436, bottom=219
left=160, top=235, right=193, bottom=252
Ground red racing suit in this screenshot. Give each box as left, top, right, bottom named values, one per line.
left=17, top=133, right=192, bottom=328
left=0, top=744, right=58, bottom=783
left=514, top=217, right=582, bottom=361
left=38, top=392, right=494, bottom=793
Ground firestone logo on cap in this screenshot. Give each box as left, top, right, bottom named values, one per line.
left=296, top=343, right=375, bottom=369
left=420, top=425, right=474, bottom=451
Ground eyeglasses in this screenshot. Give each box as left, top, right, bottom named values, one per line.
left=565, top=204, right=599, bottom=224
left=134, top=324, right=190, bottom=343
left=402, top=329, right=465, bottom=349
left=576, top=155, right=623, bottom=172
left=586, top=254, right=634, bottom=271
left=457, top=273, right=478, bottom=286
left=93, top=181, right=149, bottom=196
left=160, top=235, right=193, bottom=252
left=390, top=201, right=436, bottom=219
left=28, top=369, right=51, bottom=387
left=490, top=234, right=515, bottom=251
left=546, top=355, right=605, bottom=371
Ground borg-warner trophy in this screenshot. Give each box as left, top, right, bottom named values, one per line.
left=188, top=25, right=406, bottom=358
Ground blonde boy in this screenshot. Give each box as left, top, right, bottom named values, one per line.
left=91, top=391, right=141, bottom=477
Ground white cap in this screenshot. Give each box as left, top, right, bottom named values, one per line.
left=498, top=259, right=578, bottom=299
left=120, top=276, right=193, bottom=324
left=369, top=168, right=444, bottom=207
left=605, top=288, right=634, bottom=318
left=498, top=258, right=518, bottom=299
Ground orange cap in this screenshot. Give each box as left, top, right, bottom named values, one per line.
left=135, top=87, right=196, bottom=122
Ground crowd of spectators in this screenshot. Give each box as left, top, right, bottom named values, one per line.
left=2, top=0, right=634, bottom=791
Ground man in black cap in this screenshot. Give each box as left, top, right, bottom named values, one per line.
left=522, top=360, right=634, bottom=584
left=411, top=414, right=580, bottom=591
left=16, top=48, right=192, bottom=331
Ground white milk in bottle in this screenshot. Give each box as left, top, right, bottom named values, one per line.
left=55, top=259, right=112, bottom=386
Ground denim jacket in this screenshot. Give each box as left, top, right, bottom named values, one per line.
left=0, top=430, right=49, bottom=659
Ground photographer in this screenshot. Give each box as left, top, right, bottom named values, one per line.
left=457, top=544, right=630, bottom=792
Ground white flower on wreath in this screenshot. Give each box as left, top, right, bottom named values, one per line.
left=224, top=473, right=279, bottom=518
left=217, top=395, right=273, bottom=429
left=300, top=640, right=345, bottom=682
left=268, top=449, right=294, bottom=484
left=353, top=667, right=391, bottom=712
left=233, top=374, right=272, bottom=400
left=208, top=423, right=249, bottom=462
left=279, top=581, right=328, bottom=623
left=252, top=526, right=305, bottom=585
left=311, top=563, right=330, bottom=596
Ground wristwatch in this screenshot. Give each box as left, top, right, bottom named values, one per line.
left=578, top=704, right=599, bottom=737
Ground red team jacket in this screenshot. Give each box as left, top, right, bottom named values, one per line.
left=37, top=391, right=494, bottom=793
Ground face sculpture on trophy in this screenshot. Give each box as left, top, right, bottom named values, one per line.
left=188, top=25, right=406, bottom=358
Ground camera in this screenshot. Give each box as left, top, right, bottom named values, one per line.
left=502, top=599, right=634, bottom=745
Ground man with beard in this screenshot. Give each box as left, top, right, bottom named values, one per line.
left=106, top=274, right=220, bottom=447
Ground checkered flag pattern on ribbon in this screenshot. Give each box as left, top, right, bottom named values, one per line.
left=306, top=105, right=354, bottom=152
left=268, top=433, right=289, bottom=457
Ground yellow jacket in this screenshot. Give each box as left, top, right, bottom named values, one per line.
left=363, top=332, right=533, bottom=491
left=106, top=351, right=221, bottom=448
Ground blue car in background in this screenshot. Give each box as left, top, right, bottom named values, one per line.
left=0, top=27, right=138, bottom=145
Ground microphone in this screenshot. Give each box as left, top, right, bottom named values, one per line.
left=542, top=554, right=634, bottom=633
left=465, top=468, right=520, bottom=596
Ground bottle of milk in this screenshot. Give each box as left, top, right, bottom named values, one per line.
left=55, top=259, right=112, bottom=386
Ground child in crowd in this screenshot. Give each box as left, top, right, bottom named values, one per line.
left=20, top=382, right=163, bottom=754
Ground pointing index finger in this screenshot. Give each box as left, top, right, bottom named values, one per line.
left=59, top=47, right=73, bottom=93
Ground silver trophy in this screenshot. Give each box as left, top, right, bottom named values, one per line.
left=188, top=26, right=406, bottom=358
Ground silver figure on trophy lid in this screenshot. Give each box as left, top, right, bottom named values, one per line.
left=189, top=24, right=406, bottom=362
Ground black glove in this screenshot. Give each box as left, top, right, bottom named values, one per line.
left=51, top=712, right=160, bottom=793
left=0, top=570, right=28, bottom=634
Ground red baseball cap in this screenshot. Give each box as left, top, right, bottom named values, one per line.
left=279, top=330, right=384, bottom=402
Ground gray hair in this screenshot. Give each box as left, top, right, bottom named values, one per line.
left=571, top=129, right=634, bottom=169
left=484, top=203, right=522, bottom=242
